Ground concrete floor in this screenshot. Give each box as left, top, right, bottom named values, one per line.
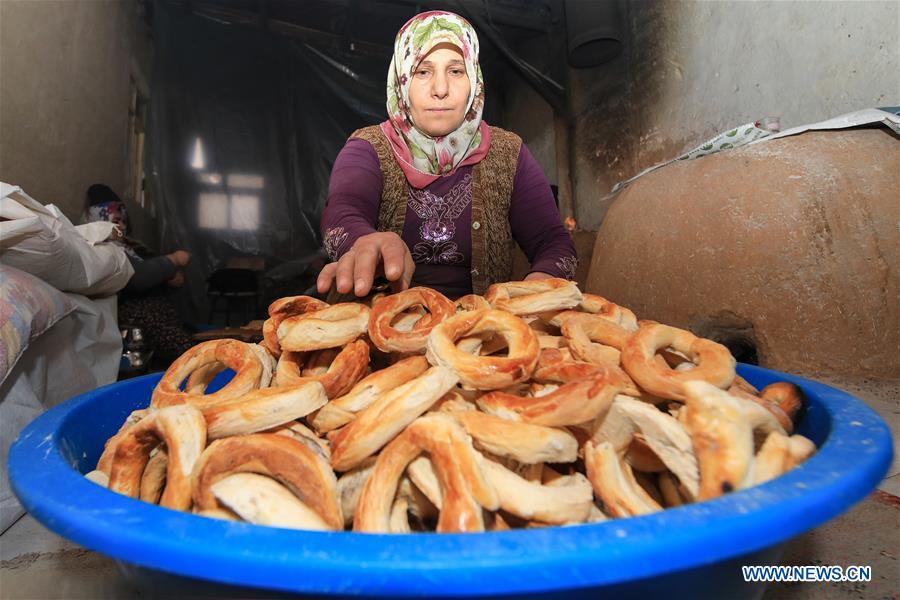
left=1, top=374, right=897, bottom=599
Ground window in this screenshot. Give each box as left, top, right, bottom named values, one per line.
left=198, top=193, right=228, bottom=229
left=195, top=164, right=263, bottom=231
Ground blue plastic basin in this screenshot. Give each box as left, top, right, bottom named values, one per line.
left=8, top=364, right=893, bottom=598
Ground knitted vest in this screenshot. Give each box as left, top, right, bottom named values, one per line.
left=350, top=125, right=521, bottom=295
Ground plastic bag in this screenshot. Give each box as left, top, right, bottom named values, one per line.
left=0, top=183, right=134, bottom=297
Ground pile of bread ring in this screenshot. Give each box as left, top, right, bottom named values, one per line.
left=86, top=278, right=815, bottom=533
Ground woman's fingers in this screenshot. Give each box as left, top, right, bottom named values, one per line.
left=334, top=252, right=358, bottom=294
left=316, top=262, right=339, bottom=294
left=380, top=237, right=408, bottom=282
left=352, top=245, right=380, bottom=297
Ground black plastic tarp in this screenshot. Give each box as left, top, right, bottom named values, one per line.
left=145, top=2, right=386, bottom=320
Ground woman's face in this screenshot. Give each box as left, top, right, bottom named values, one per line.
left=407, top=43, right=471, bottom=138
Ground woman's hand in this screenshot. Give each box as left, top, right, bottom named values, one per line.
left=317, top=232, right=415, bottom=297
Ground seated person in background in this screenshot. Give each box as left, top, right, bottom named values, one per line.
left=317, top=11, right=576, bottom=301
left=83, top=184, right=194, bottom=364
left=84, top=184, right=191, bottom=292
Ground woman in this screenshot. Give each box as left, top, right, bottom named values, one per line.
left=84, top=184, right=191, bottom=292
left=317, top=10, right=577, bottom=300
left=84, top=184, right=194, bottom=363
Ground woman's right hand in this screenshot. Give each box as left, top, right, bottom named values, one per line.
left=316, top=232, right=415, bottom=297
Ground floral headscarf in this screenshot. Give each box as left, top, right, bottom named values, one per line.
left=380, top=11, right=491, bottom=189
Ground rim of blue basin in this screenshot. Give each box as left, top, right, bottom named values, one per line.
left=8, top=364, right=893, bottom=597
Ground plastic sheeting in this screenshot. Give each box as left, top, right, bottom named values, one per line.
left=146, top=2, right=386, bottom=320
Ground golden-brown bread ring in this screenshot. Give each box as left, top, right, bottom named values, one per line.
left=139, top=448, right=168, bottom=504
left=584, top=440, right=663, bottom=518
left=108, top=405, right=207, bottom=511
left=620, top=323, right=736, bottom=402
left=480, top=459, right=593, bottom=524
left=191, top=433, right=342, bottom=530
left=183, top=343, right=275, bottom=395
left=476, top=370, right=620, bottom=427
left=752, top=431, right=817, bottom=485
left=577, top=294, right=639, bottom=331
left=625, top=434, right=667, bottom=473
left=353, top=413, right=498, bottom=533
left=426, top=309, right=540, bottom=390
left=727, top=382, right=795, bottom=434
left=484, top=278, right=583, bottom=315
left=336, top=458, right=377, bottom=527
left=560, top=312, right=632, bottom=356
left=368, top=287, right=455, bottom=353
left=682, top=381, right=785, bottom=500
left=96, top=409, right=150, bottom=475
left=447, top=409, right=579, bottom=464
left=273, top=340, right=369, bottom=398
left=760, top=381, right=806, bottom=425
left=309, top=355, right=429, bottom=433
left=210, top=472, right=331, bottom=531
left=277, top=303, right=369, bottom=352
left=203, top=381, right=327, bottom=440
left=262, top=296, right=329, bottom=358
left=531, top=348, right=605, bottom=383
left=151, top=340, right=263, bottom=408
left=328, top=366, right=459, bottom=472
left=455, top=294, right=491, bottom=312
left=590, top=395, right=699, bottom=499
left=266, top=420, right=332, bottom=462
left=751, top=432, right=793, bottom=486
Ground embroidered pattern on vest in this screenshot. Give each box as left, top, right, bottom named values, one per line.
left=323, top=226, right=349, bottom=260
left=556, top=255, right=578, bottom=280
left=408, top=173, right=472, bottom=266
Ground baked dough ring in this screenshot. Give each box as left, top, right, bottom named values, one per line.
left=591, top=395, right=699, bottom=499
left=353, top=413, right=498, bottom=533
left=621, top=323, right=736, bottom=402
left=152, top=340, right=264, bottom=408
left=760, top=381, right=806, bottom=425
left=108, top=405, right=207, bottom=511
left=426, top=309, right=540, bottom=390
left=329, top=366, right=459, bottom=472
left=310, top=356, right=429, bottom=433
left=485, top=278, right=583, bottom=315
left=454, top=294, right=491, bottom=312
left=180, top=344, right=274, bottom=404
left=262, top=296, right=329, bottom=358
left=139, top=448, right=168, bottom=504
left=578, top=294, right=639, bottom=331
left=368, top=287, right=455, bottom=353
left=752, top=431, right=817, bottom=485
left=560, top=312, right=632, bottom=354
left=481, top=459, right=593, bottom=524
left=274, top=340, right=369, bottom=398
left=446, top=409, right=578, bottom=464
left=192, top=433, right=342, bottom=530
left=96, top=409, right=150, bottom=475
left=682, top=381, right=785, bottom=500
left=211, top=472, right=331, bottom=531
left=476, top=370, right=620, bottom=427
left=277, top=302, right=370, bottom=352
left=584, top=440, right=663, bottom=518
left=203, top=381, right=327, bottom=440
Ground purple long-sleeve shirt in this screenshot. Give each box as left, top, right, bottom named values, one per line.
left=321, top=138, right=577, bottom=299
